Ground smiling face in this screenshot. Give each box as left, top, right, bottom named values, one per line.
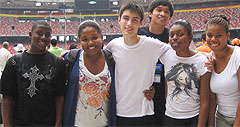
left=79, top=26, right=103, bottom=56
left=149, top=5, right=171, bottom=26
left=118, top=9, right=142, bottom=37
left=29, top=24, right=51, bottom=54
left=169, top=24, right=193, bottom=52
left=206, top=24, right=230, bottom=52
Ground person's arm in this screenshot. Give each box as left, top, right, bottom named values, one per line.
left=55, top=95, right=64, bottom=127
left=54, top=57, right=66, bottom=127
left=60, top=50, right=70, bottom=60
left=198, top=72, right=211, bottom=127
left=165, top=80, right=168, bottom=99
left=233, top=68, right=240, bottom=126
left=2, top=95, right=14, bottom=127
left=234, top=102, right=240, bottom=126
left=207, top=91, right=216, bottom=127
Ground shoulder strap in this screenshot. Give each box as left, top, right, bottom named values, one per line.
left=67, top=49, right=81, bottom=63
left=65, top=49, right=81, bottom=86
left=103, top=49, right=115, bottom=73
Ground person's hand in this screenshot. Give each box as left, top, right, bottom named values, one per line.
left=205, top=59, right=214, bottom=72
left=201, top=52, right=215, bottom=72
left=205, top=54, right=215, bottom=72
left=60, top=50, right=70, bottom=60
left=143, top=86, right=155, bottom=101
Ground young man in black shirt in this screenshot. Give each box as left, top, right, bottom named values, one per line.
left=138, top=0, right=174, bottom=126
left=0, top=21, right=66, bottom=126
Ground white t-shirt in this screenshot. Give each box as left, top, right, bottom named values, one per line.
left=160, top=49, right=208, bottom=119
left=0, top=48, right=12, bottom=78
left=106, top=35, right=170, bottom=117
left=210, top=46, right=240, bottom=117
left=74, top=51, right=111, bottom=127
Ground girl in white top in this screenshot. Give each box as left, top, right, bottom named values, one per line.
left=206, top=15, right=240, bottom=127
left=160, top=20, right=211, bottom=126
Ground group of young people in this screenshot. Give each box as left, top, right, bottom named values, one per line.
left=0, top=0, right=239, bottom=127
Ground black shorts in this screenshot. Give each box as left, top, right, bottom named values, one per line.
left=116, top=115, right=156, bottom=126
left=163, top=115, right=199, bottom=127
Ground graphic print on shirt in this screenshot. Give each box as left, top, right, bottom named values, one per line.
left=78, top=67, right=111, bottom=119
left=45, top=67, right=55, bottom=80
left=23, top=65, right=44, bottom=97
left=166, top=63, right=200, bottom=103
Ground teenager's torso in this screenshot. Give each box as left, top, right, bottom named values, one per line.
left=106, top=36, right=170, bottom=117
left=210, top=46, right=240, bottom=117
left=74, top=51, right=111, bottom=126
left=160, top=49, right=208, bottom=119
left=1, top=51, right=66, bottom=126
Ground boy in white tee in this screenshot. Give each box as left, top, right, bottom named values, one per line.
left=105, top=1, right=170, bottom=126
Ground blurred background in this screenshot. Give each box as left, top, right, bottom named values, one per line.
left=0, top=0, right=239, bottom=53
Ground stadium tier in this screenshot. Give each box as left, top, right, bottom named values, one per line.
left=0, top=5, right=240, bottom=36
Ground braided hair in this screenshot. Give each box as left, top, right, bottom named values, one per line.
left=206, top=15, right=229, bottom=33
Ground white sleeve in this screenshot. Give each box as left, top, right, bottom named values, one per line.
left=146, top=37, right=170, bottom=63
left=234, top=46, right=240, bottom=70
left=105, top=40, right=113, bottom=53
left=198, top=54, right=209, bottom=76
left=159, top=49, right=169, bottom=65
left=7, top=52, right=12, bottom=60
left=157, top=42, right=171, bottom=64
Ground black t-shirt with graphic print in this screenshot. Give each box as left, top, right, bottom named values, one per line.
left=0, top=51, right=66, bottom=126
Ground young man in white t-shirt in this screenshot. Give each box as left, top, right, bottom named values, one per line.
left=137, top=0, right=174, bottom=126
left=105, top=1, right=170, bottom=126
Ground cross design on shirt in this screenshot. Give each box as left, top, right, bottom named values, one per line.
left=23, top=65, right=44, bottom=97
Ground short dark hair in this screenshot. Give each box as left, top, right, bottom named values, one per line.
left=51, top=39, right=57, bottom=46
left=201, top=33, right=206, bottom=41
left=119, top=0, right=144, bottom=22
left=69, top=44, right=78, bottom=50
left=2, top=41, right=9, bottom=48
left=170, top=19, right=193, bottom=36
left=78, top=20, right=102, bottom=40
left=148, top=0, right=174, bottom=18
left=31, top=21, right=52, bottom=32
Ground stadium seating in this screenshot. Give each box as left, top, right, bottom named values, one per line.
left=0, top=7, right=240, bottom=36
left=65, top=21, right=76, bottom=35
left=0, top=17, right=12, bottom=35
left=229, top=7, right=240, bottom=28
left=15, top=21, right=33, bottom=35
left=50, top=21, right=62, bottom=35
